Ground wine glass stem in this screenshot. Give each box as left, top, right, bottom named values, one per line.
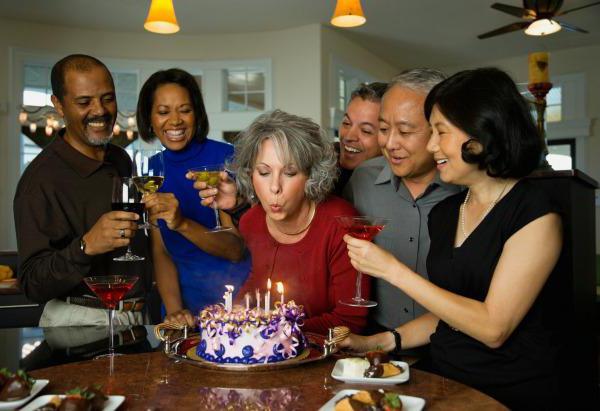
left=354, top=271, right=363, bottom=301
left=213, top=204, right=221, bottom=228
left=108, top=307, right=115, bottom=356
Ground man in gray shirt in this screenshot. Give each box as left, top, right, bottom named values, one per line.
left=344, top=68, right=461, bottom=335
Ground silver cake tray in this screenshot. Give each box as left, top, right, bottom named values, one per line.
left=154, top=322, right=350, bottom=372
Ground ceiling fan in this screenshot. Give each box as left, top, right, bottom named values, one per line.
left=478, top=0, right=600, bottom=39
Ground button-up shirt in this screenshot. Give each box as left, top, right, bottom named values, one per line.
left=344, top=156, right=461, bottom=329
left=14, top=133, right=148, bottom=303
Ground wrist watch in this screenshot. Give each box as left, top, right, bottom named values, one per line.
left=388, top=328, right=402, bottom=356
left=79, top=237, right=87, bottom=254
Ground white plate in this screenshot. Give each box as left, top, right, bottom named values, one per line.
left=319, top=389, right=425, bottom=411
left=20, top=394, right=125, bottom=411
left=0, top=379, right=48, bottom=410
left=331, top=359, right=410, bottom=385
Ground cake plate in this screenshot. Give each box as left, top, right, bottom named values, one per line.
left=154, top=322, right=349, bottom=372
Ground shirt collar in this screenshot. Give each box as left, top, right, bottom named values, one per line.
left=51, top=130, right=121, bottom=178
left=374, top=160, right=454, bottom=198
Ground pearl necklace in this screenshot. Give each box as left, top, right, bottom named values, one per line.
left=269, top=202, right=316, bottom=236
left=460, top=183, right=509, bottom=239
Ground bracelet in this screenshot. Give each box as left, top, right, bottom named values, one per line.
left=388, top=328, right=402, bottom=356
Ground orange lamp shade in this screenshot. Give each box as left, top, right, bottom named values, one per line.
left=331, top=0, right=366, bottom=28
left=144, top=0, right=180, bottom=34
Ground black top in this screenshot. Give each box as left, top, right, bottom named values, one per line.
left=333, top=166, right=353, bottom=196
left=427, top=180, right=561, bottom=409
left=14, top=133, right=150, bottom=303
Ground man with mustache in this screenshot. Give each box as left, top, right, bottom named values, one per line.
left=343, top=69, right=460, bottom=355
left=14, top=54, right=147, bottom=326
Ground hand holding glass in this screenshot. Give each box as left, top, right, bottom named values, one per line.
left=83, top=275, right=139, bottom=359
left=112, top=177, right=145, bottom=261
left=189, top=165, right=232, bottom=233
left=132, top=149, right=165, bottom=229
left=336, top=216, right=389, bottom=307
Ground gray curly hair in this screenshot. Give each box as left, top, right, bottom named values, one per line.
left=232, top=109, right=338, bottom=204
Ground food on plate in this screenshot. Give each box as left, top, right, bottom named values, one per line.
left=364, top=362, right=403, bottom=379
left=196, top=301, right=306, bottom=364
left=337, top=358, right=370, bottom=378
left=0, top=265, right=13, bottom=281
left=32, top=386, right=108, bottom=411
left=365, top=350, right=390, bottom=366
left=334, top=389, right=403, bottom=411
left=0, top=369, right=34, bottom=401
left=363, top=351, right=404, bottom=378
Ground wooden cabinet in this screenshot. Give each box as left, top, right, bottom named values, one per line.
left=528, top=170, right=598, bottom=405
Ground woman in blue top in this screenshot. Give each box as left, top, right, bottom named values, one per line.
left=136, top=68, right=250, bottom=326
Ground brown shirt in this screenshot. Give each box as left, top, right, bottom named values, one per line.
left=14, top=133, right=149, bottom=303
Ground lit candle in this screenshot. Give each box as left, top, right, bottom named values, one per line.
left=277, top=282, right=284, bottom=305
left=265, top=278, right=272, bottom=312
left=245, top=292, right=250, bottom=311
left=528, top=52, right=549, bottom=84
left=255, top=289, right=260, bottom=310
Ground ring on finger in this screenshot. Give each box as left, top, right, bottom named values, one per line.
left=119, top=228, right=126, bottom=238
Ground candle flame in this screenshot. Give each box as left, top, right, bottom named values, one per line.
left=225, top=284, right=234, bottom=292
left=267, top=278, right=272, bottom=289
left=277, top=282, right=284, bottom=293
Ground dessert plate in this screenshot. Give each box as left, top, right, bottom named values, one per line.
left=21, top=394, right=125, bottom=411
left=331, top=360, right=410, bottom=385
left=319, top=389, right=425, bottom=411
left=0, top=379, right=48, bottom=410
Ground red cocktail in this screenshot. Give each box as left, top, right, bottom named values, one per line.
left=84, top=275, right=139, bottom=359
left=336, top=216, right=389, bottom=307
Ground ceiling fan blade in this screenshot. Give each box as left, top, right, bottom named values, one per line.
left=558, top=21, right=589, bottom=33
left=556, top=1, right=600, bottom=16
left=491, top=3, right=536, bottom=19
left=477, top=21, right=530, bottom=39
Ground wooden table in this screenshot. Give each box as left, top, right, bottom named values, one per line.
left=29, top=350, right=508, bottom=410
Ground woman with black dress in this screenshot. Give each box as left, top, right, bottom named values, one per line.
left=339, top=68, right=562, bottom=410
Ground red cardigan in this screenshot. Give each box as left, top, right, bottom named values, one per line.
left=238, top=196, right=370, bottom=335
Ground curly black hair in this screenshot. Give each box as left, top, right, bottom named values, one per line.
left=424, top=67, right=542, bottom=178
left=136, top=68, right=209, bottom=143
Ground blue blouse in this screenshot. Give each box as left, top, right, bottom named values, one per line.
left=153, top=139, right=251, bottom=315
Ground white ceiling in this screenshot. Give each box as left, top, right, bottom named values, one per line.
left=1, top=0, right=600, bottom=68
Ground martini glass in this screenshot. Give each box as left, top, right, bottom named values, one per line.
left=132, top=149, right=165, bottom=229
left=336, top=216, right=389, bottom=307
left=189, top=164, right=233, bottom=233
left=83, top=275, right=139, bottom=359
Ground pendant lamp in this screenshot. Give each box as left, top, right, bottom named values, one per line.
left=144, top=0, right=180, bottom=34
left=331, top=0, right=366, bottom=28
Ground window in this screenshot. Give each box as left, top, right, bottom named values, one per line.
left=547, top=138, right=575, bottom=170
left=518, top=84, right=562, bottom=125
left=225, top=68, right=265, bottom=111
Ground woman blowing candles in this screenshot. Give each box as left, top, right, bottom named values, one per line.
left=339, top=68, right=562, bottom=410
left=136, top=68, right=250, bottom=326
left=193, top=110, right=369, bottom=335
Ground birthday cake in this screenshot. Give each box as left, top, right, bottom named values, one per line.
left=195, top=301, right=306, bottom=364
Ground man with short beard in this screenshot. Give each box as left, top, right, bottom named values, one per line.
left=14, top=54, right=148, bottom=326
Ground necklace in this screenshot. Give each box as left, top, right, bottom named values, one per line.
left=269, top=202, right=316, bottom=236
left=460, top=182, right=509, bottom=239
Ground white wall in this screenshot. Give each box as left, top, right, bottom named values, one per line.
left=320, top=26, right=398, bottom=128
left=0, top=19, right=323, bottom=249
left=441, top=44, right=600, bottom=253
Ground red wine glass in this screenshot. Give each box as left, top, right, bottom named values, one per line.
left=112, top=177, right=145, bottom=261
left=336, top=215, right=389, bottom=307
left=83, top=275, right=139, bottom=359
